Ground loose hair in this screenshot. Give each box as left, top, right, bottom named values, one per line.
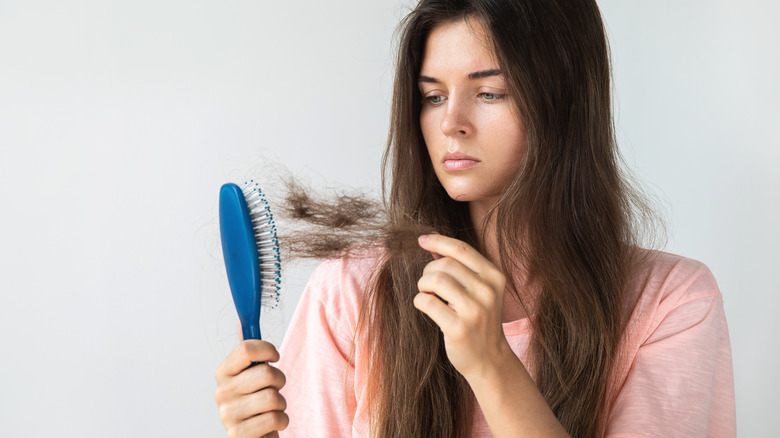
left=279, top=0, right=661, bottom=436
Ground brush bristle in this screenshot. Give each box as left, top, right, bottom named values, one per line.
left=241, top=180, right=281, bottom=308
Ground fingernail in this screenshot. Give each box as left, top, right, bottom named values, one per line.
left=418, top=234, right=430, bottom=244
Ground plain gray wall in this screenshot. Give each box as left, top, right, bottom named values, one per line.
left=0, top=0, right=777, bottom=436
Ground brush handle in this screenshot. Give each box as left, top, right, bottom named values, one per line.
left=242, top=325, right=261, bottom=341
left=219, top=183, right=263, bottom=341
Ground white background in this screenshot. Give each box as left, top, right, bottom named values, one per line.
left=1, top=0, right=777, bottom=436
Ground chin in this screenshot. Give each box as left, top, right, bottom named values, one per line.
left=444, top=189, right=479, bottom=203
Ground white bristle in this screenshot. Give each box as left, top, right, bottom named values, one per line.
left=241, top=180, right=282, bottom=308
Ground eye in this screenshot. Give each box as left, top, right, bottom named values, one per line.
left=425, top=95, right=446, bottom=105
left=479, top=92, right=504, bottom=102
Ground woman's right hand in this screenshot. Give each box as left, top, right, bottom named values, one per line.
left=214, top=340, right=289, bottom=438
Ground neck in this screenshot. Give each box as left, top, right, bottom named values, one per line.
left=469, top=198, right=529, bottom=322
left=468, top=198, right=499, bottom=265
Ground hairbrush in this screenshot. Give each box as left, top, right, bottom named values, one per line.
left=219, top=180, right=281, bottom=341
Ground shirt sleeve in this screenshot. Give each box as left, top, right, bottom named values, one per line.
left=605, top=264, right=736, bottom=438
left=276, top=258, right=361, bottom=437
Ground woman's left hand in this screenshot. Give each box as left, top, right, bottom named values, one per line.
left=414, top=233, right=512, bottom=381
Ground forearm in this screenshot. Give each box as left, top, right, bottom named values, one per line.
left=467, top=346, right=570, bottom=438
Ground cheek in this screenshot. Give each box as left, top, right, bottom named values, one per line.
left=489, top=123, right=525, bottom=176
left=420, top=112, right=439, bottom=156
left=499, top=117, right=525, bottom=161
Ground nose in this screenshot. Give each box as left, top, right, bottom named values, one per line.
left=440, top=98, right=473, bottom=137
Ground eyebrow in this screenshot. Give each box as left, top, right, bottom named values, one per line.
left=418, top=69, right=502, bottom=83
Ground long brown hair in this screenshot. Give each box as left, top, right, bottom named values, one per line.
left=279, top=0, right=659, bottom=436
left=363, top=0, right=658, bottom=436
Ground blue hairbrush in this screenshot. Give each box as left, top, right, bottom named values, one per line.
left=219, top=181, right=281, bottom=341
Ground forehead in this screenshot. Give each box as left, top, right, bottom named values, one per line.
left=421, top=18, right=498, bottom=74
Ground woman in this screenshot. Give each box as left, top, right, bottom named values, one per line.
left=215, top=0, right=736, bottom=436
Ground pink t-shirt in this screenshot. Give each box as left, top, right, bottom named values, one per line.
left=277, top=251, right=736, bottom=437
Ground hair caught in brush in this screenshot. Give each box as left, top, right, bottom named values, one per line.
left=274, top=177, right=436, bottom=263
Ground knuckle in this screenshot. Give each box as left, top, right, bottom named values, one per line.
left=454, top=242, right=469, bottom=255
left=214, top=385, right=227, bottom=404
left=475, top=282, right=495, bottom=301
left=492, top=271, right=506, bottom=289
left=432, top=257, right=453, bottom=271
left=238, top=341, right=252, bottom=360
left=262, top=389, right=286, bottom=410
left=259, top=364, right=276, bottom=383
left=442, top=257, right=459, bottom=269
left=259, top=364, right=284, bottom=388
left=460, top=306, right=479, bottom=324
left=218, top=403, right=234, bottom=421
left=452, top=323, right=468, bottom=341
left=430, top=271, right=446, bottom=287
left=253, top=363, right=269, bottom=380
left=480, top=286, right=497, bottom=306
left=259, top=388, right=276, bottom=404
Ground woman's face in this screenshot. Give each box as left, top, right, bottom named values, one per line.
left=419, top=18, right=525, bottom=208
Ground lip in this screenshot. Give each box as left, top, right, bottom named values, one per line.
left=442, top=151, right=480, bottom=171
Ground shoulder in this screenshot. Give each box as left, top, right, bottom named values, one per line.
left=301, top=245, right=385, bottom=330
left=606, top=251, right=736, bottom=436
left=307, top=246, right=384, bottom=298
left=625, top=249, right=725, bottom=345
left=630, top=250, right=720, bottom=309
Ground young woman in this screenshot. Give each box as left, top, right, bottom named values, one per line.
left=214, top=0, right=736, bottom=436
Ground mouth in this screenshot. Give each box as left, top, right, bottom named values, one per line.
left=442, top=151, right=480, bottom=171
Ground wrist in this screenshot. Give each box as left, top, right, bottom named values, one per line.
left=464, top=342, right=570, bottom=438
left=465, top=340, right=524, bottom=393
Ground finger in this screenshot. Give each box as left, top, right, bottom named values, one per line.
left=224, top=388, right=287, bottom=422
left=418, top=234, right=504, bottom=288
left=230, top=411, right=289, bottom=438
left=418, top=234, right=494, bottom=273
left=423, top=256, right=503, bottom=306
left=231, top=363, right=287, bottom=395
left=414, top=291, right=459, bottom=333
left=216, top=341, right=280, bottom=382
left=423, top=256, right=481, bottom=288
left=417, top=270, right=471, bottom=309
left=215, top=363, right=286, bottom=409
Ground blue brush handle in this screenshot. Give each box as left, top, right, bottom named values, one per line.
left=219, top=183, right=263, bottom=341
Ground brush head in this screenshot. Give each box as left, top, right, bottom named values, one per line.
left=219, top=181, right=281, bottom=340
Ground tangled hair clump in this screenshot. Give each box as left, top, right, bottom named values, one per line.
left=275, top=178, right=435, bottom=262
